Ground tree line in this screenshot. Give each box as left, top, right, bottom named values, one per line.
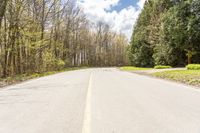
left=129, top=0, right=200, bottom=67
left=0, top=0, right=129, bottom=78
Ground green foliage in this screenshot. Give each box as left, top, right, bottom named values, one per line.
left=129, top=42, right=154, bottom=67
left=129, top=1, right=154, bottom=67
left=155, top=1, right=192, bottom=66
left=154, top=65, right=172, bottom=69
left=55, top=59, right=65, bottom=70
left=153, top=70, right=200, bottom=86
left=42, top=50, right=65, bottom=71
left=129, top=0, right=200, bottom=67
left=120, top=66, right=152, bottom=71
left=153, top=44, right=178, bottom=66
left=186, top=64, right=200, bottom=70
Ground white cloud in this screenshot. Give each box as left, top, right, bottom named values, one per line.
left=137, top=0, right=146, bottom=9
left=77, top=0, right=146, bottom=40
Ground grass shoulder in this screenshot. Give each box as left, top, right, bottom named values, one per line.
left=120, top=66, right=152, bottom=71
left=153, top=70, right=200, bottom=87
left=154, top=65, right=172, bottom=69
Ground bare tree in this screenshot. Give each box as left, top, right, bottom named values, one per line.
left=0, top=0, right=129, bottom=78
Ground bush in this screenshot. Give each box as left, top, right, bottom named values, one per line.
left=55, top=59, right=65, bottom=70
left=154, top=65, right=172, bottom=69
left=186, top=64, right=200, bottom=70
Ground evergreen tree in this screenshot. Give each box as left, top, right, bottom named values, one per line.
left=129, top=0, right=200, bottom=67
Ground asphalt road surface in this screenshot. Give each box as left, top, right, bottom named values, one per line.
left=0, top=68, right=200, bottom=133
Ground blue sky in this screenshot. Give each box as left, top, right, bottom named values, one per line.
left=111, top=0, right=139, bottom=12
left=78, top=0, right=145, bottom=39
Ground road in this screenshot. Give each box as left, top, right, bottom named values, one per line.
left=0, top=68, right=200, bottom=133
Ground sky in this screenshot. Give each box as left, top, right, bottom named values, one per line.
left=77, top=0, right=146, bottom=40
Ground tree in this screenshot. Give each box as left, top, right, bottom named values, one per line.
left=0, top=0, right=129, bottom=78
left=129, top=0, right=200, bottom=67
left=130, top=0, right=154, bottom=67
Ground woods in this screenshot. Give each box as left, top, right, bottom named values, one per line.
left=129, top=0, right=200, bottom=67
left=0, top=0, right=129, bottom=78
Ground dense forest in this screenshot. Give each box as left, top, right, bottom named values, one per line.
left=129, top=0, right=200, bottom=67
left=0, top=0, right=129, bottom=78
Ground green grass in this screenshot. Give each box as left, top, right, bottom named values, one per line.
left=153, top=70, right=200, bottom=86
left=154, top=65, right=172, bottom=69
left=0, top=67, right=87, bottom=87
left=186, top=64, right=200, bottom=70
left=120, top=66, right=152, bottom=71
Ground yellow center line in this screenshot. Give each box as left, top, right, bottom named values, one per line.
left=82, top=72, right=93, bottom=133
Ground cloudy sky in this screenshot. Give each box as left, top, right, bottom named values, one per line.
left=77, top=0, right=146, bottom=39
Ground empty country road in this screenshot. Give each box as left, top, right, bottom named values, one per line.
left=0, top=68, right=200, bottom=133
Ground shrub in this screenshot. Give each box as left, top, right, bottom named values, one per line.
left=186, top=64, right=200, bottom=70
left=55, top=59, right=65, bottom=70
left=154, top=65, right=172, bottom=69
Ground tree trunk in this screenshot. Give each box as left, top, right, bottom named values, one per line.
left=0, top=0, right=8, bottom=27
left=188, top=55, right=192, bottom=64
